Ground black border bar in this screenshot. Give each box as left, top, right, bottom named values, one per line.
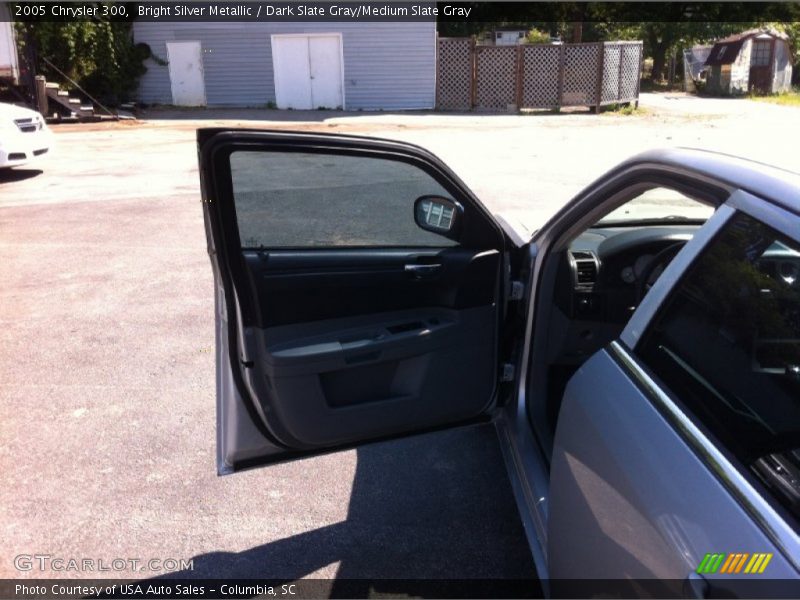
left=6, top=2, right=800, bottom=23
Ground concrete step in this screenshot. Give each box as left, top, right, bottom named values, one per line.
left=57, top=90, right=69, bottom=97
left=44, top=82, right=60, bottom=89
left=68, top=98, right=80, bottom=104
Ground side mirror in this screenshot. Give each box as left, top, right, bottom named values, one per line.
left=414, top=195, right=462, bottom=240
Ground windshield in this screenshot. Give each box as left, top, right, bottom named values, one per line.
left=595, top=187, right=714, bottom=225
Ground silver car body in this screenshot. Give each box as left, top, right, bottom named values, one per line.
left=501, top=149, right=800, bottom=594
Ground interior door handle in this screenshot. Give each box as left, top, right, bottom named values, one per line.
left=404, top=264, right=442, bottom=279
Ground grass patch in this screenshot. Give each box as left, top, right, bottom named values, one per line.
left=750, top=88, right=800, bottom=107
left=601, top=103, right=649, bottom=116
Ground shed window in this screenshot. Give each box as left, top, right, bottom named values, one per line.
left=751, top=40, right=772, bottom=67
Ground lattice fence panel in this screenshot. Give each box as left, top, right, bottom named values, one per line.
left=561, top=44, right=601, bottom=106
left=437, top=38, right=641, bottom=112
left=521, top=45, right=561, bottom=108
left=601, top=45, right=622, bottom=103
left=619, top=43, right=643, bottom=102
left=437, top=38, right=473, bottom=110
left=475, top=46, right=518, bottom=110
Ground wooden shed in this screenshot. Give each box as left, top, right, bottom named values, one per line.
left=704, top=28, right=793, bottom=95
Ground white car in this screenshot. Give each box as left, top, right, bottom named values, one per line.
left=0, top=101, right=52, bottom=168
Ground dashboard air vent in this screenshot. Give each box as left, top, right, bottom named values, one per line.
left=570, top=251, right=599, bottom=289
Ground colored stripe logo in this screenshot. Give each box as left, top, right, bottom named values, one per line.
left=697, top=552, right=772, bottom=574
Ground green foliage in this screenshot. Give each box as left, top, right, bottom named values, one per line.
left=15, top=3, right=153, bottom=104
left=526, top=28, right=552, bottom=44
left=750, top=87, right=800, bottom=106
left=437, top=4, right=800, bottom=85
left=596, top=4, right=800, bottom=83
left=602, top=102, right=646, bottom=116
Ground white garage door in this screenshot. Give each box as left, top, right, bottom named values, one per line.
left=271, top=34, right=344, bottom=110
left=166, top=41, right=206, bottom=106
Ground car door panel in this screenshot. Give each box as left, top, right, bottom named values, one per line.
left=548, top=192, right=800, bottom=595
left=550, top=346, right=797, bottom=596
left=252, top=303, right=497, bottom=449
left=200, top=130, right=510, bottom=473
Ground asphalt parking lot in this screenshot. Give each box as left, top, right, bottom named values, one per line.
left=1, top=93, right=799, bottom=583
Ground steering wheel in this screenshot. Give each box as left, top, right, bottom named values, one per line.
left=636, top=242, right=686, bottom=302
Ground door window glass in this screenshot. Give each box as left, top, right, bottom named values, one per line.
left=637, top=212, right=800, bottom=521
left=230, top=151, right=457, bottom=248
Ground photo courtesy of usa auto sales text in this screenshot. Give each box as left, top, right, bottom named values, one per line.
left=15, top=584, right=296, bottom=597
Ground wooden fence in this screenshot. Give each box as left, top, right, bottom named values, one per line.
left=437, top=39, right=643, bottom=112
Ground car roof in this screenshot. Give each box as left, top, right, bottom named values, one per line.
left=619, top=147, right=800, bottom=217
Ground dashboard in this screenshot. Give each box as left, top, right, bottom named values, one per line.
left=561, top=225, right=700, bottom=322
left=547, top=225, right=700, bottom=365
left=551, top=225, right=800, bottom=363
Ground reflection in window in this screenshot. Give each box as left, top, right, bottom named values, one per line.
left=230, top=151, right=457, bottom=248
left=638, top=213, right=800, bottom=521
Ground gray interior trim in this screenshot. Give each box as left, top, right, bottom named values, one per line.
left=608, top=341, right=800, bottom=574
left=619, top=204, right=736, bottom=349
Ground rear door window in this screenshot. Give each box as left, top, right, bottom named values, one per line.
left=637, top=212, right=800, bottom=522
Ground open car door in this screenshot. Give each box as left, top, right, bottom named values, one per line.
left=199, top=130, right=515, bottom=474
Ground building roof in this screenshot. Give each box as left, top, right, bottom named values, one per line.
left=704, top=28, right=789, bottom=66
left=716, top=28, right=789, bottom=44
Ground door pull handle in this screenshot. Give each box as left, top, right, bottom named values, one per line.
left=404, top=264, right=442, bottom=279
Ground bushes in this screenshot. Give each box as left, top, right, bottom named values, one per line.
left=17, top=10, right=154, bottom=105
left=526, top=28, right=552, bottom=44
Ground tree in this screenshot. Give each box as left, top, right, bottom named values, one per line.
left=16, top=3, right=154, bottom=104
left=596, top=3, right=800, bottom=83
